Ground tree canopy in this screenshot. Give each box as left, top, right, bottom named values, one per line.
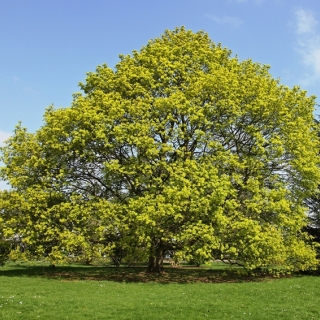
left=1, top=27, right=319, bottom=272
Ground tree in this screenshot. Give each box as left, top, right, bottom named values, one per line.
left=304, top=119, right=320, bottom=254
left=1, top=27, right=319, bottom=272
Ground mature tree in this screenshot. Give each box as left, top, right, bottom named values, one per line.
left=1, top=27, right=319, bottom=272
left=304, top=119, right=320, bottom=250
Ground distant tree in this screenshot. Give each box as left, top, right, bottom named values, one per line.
left=1, top=27, right=319, bottom=272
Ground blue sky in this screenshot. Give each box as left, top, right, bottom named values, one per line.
left=1, top=0, right=320, bottom=186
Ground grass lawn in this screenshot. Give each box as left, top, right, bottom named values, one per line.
left=0, top=262, right=319, bottom=319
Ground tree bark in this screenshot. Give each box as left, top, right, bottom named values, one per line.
left=147, top=244, right=164, bottom=273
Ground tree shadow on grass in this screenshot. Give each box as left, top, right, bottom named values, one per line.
left=0, top=264, right=288, bottom=284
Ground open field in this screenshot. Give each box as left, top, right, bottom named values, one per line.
left=0, top=262, right=319, bottom=319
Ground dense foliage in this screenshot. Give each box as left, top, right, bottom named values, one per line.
left=1, top=27, right=319, bottom=271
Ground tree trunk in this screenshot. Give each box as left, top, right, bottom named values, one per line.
left=147, top=245, right=164, bottom=273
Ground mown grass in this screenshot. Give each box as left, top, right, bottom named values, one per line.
left=0, top=262, right=319, bottom=319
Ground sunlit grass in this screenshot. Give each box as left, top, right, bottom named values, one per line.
left=0, top=262, right=319, bottom=319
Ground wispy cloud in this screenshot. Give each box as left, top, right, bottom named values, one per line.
left=205, top=14, right=243, bottom=30
left=295, top=9, right=320, bottom=86
left=296, top=9, right=318, bottom=34
left=0, top=130, right=11, bottom=146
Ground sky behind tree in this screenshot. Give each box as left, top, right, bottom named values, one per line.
left=1, top=0, right=320, bottom=189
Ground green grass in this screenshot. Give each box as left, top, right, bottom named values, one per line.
left=0, top=262, right=319, bottom=319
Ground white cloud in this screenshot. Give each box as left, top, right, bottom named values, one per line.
left=295, top=9, right=320, bottom=86
left=296, top=9, right=318, bottom=35
left=0, top=130, right=11, bottom=146
left=205, top=14, right=243, bottom=30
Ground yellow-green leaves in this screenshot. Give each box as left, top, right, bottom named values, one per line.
left=0, top=27, right=319, bottom=271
